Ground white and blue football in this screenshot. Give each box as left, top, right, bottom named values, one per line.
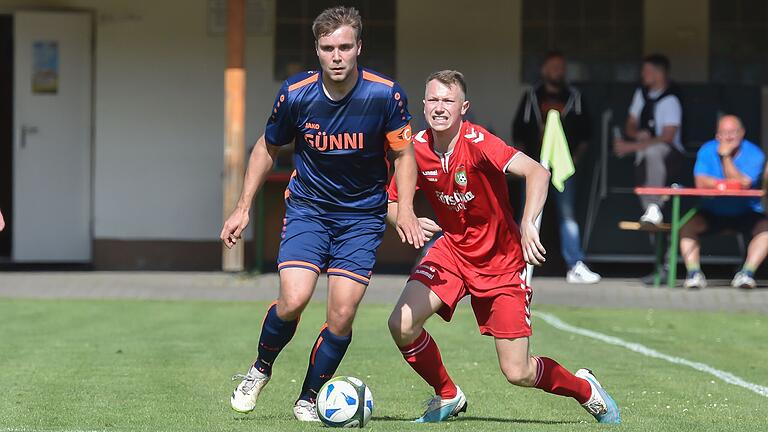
left=316, top=376, right=373, bottom=427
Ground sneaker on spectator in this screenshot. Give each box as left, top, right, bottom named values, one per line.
left=731, top=271, right=756, bottom=289
left=567, top=261, right=601, bottom=284
left=683, top=271, right=706, bottom=290
left=641, top=265, right=668, bottom=286
left=639, top=204, right=663, bottom=227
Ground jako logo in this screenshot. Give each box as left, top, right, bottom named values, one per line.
left=305, top=132, right=365, bottom=151
left=305, top=122, right=320, bottom=130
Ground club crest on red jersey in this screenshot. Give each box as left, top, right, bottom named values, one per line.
left=455, top=165, right=467, bottom=187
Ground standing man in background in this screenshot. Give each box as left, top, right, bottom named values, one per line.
left=513, top=51, right=600, bottom=284
left=614, top=54, right=683, bottom=227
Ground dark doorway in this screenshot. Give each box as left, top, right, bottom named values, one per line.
left=0, top=15, right=12, bottom=257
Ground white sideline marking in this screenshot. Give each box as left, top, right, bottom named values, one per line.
left=535, top=311, right=768, bottom=398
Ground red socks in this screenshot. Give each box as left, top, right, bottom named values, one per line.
left=533, top=356, right=592, bottom=404
left=399, top=330, right=458, bottom=399
left=398, top=332, right=590, bottom=405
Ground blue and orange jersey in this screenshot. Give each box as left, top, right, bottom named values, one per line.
left=265, top=67, right=412, bottom=216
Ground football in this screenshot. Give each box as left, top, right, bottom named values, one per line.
left=316, top=376, right=373, bottom=427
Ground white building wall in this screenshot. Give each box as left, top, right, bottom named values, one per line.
left=3, top=0, right=278, bottom=241
left=396, top=0, right=522, bottom=141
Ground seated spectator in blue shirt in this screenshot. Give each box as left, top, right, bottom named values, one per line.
left=680, top=115, right=767, bottom=290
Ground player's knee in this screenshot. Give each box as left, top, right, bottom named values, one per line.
left=327, top=305, right=357, bottom=333
left=501, top=363, right=534, bottom=387
left=387, top=310, right=418, bottom=345
left=277, top=296, right=307, bottom=320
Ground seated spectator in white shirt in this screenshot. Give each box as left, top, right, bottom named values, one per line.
left=614, top=54, right=683, bottom=227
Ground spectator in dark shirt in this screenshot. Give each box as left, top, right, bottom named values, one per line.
left=513, top=51, right=600, bottom=284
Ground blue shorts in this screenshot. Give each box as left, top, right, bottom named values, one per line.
left=277, top=201, right=386, bottom=285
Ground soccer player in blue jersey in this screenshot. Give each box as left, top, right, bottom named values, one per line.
left=220, top=6, right=423, bottom=422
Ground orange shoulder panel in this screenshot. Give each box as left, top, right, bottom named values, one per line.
left=362, top=70, right=394, bottom=88
left=287, top=74, right=319, bottom=92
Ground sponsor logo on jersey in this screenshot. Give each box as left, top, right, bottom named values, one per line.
left=304, top=131, right=365, bottom=151
left=435, top=190, right=475, bottom=211
left=421, top=169, right=439, bottom=182
left=414, top=265, right=435, bottom=280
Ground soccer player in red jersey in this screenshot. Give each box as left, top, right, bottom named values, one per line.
left=386, top=70, right=621, bottom=424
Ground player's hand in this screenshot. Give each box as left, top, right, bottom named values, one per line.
left=396, top=207, right=426, bottom=249
left=418, top=217, right=441, bottom=241
left=220, top=207, right=249, bottom=249
left=520, top=221, right=546, bottom=266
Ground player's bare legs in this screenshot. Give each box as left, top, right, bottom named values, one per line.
left=495, top=336, right=620, bottom=423
left=388, top=280, right=443, bottom=346
left=388, top=280, right=466, bottom=422
left=276, top=268, right=320, bottom=320
left=231, top=268, right=318, bottom=413
left=293, top=275, right=367, bottom=420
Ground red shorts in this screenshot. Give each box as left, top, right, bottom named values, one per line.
left=409, top=238, right=533, bottom=338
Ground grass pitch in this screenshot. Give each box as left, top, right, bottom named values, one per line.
left=0, top=298, right=766, bottom=431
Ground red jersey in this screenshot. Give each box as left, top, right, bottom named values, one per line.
left=388, top=121, right=523, bottom=275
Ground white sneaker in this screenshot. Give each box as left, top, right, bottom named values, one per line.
left=567, top=261, right=601, bottom=284
left=293, top=399, right=321, bottom=422
left=639, top=204, right=663, bottom=226
left=230, top=366, right=270, bottom=413
left=731, top=271, right=756, bottom=289
left=683, top=271, right=707, bottom=289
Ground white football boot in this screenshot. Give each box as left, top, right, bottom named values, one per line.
left=230, top=366, right=270, bottom=413
left=293, top=399, right=321, bottom=422
left=414, top=386, right=467, bottom=423
left=575, top=368, right=621, bottom=424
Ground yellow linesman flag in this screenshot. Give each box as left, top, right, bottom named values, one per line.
left=539, top=109, right=575, bottom=192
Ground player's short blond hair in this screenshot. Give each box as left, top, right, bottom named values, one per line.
left=312, top=6, right=362, bottom=41
left=426, top=70, right=467, bottom=98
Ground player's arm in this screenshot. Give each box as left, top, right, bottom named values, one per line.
left=387, top=200, right=441, bottom=242
left=220, top=134, right=280, bottom=248
left=390, top=143, right=427, bottom=248
left=387, top=176, right=440, bottom=242
left=506, top=153, right=551, bottom=266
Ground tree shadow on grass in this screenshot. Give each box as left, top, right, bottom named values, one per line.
left=374, top=415, right=580, bottom=425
